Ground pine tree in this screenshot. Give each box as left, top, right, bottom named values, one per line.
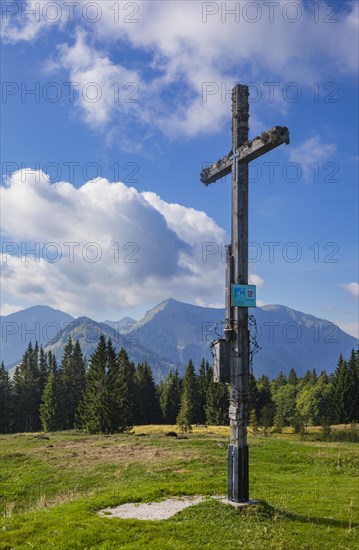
left=134, top=363, right=162, bottom=425
left=177, top=359, right=200, bottom=432
left=205, top=380, right=229, bottom=425
left=78, top=336, right=109, bottom=434
left=160, top=370, right=182, bottom=424
left=12, top=342, right=42, bottom=432
left=0, top=362, right=13, bottom=433
left=40, top=366, right=63, bottom=432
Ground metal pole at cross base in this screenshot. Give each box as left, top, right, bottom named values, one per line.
left=200, top=84, right=290, bottom=504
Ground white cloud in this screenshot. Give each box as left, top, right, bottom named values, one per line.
left=3, top=1, right=358, bottom=138
left=341, top=282, right=359, bottom=298
left=288, top=135, right=337, bottom=181
left=0, top=304, right=24, bottom=316
left=1, top=169, right=264, bottom=317
left=249, top=274, right=264, bottom=288
left=1, top=0, right=70, bottom=43
left=56, top=31, right=145, bottom=131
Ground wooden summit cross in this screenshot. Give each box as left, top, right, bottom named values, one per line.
left=200, top=84, right=289, bottom=503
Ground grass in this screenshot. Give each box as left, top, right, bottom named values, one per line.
left=0, top=426, right=358, bottom=549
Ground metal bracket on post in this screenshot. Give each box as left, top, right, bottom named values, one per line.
left=212, top=339, right=230, bottom=383
left=230, top=151, right=240, bottom=183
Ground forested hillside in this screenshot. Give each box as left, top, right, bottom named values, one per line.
left=1, top=338, right=358, bottom=435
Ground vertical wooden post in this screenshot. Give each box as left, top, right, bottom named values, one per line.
left=200, top=83, right=289, bottom=504
left=229, top=84, right=250, bottom=502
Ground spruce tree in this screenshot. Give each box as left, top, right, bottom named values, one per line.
left=260, top=405, right=274, bottom=429
left=272, top=409, right=284, bottom=432
left=292, top=409, right=306, bottom=435
left=205, top=380, right=229, bottom=425
left=275, top=371, right=287, bottom=387
left=272, top=384, right=297, bottom=426
left=106, top=346, right=135, bottom=433
left=160, top=370, right=182, bottom=424
left=12, top=342, right=42, bottom=432
left=177, top=359, right=200, bottom=432
left=257, top=375, right=275, bottom=424
left=331, top=354, right=352, bottom=424
left=300, top=370, right=312, bottom=388
left=47, top=351, right=58, bottom=374
left=0, top=362, right=13, bottom=433
left=62, top=339, right=86, bottom=429
left=59, top=337, right=86, bottom=429
left=38, top=346, right=50, bottom=396
left=249, top=408, right=259, bottom=434
left=134, top=363, right=162, bottom=425
left=40, top=367, right=63, bottom=432
left=248, top=372, right=259, bottom=413
left=347, top=349, right=359, bottom=422
left=288, top=368, right=298, bottom=386
left=78, top=336, right=109, bottom=434
left=197, top=359, right=212, bottom=424
left=310, top=368, right=317, bottom=384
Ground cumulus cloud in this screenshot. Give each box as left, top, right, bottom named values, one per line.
left=2, top=1, right=358, bottom=138
left=56, top=30, right=146, bottom=130
left=1, top=169, right=263, bottom=317
left=341, top=282, right=359, bottom=297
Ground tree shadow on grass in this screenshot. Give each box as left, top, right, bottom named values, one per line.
left=248, top=501, right=359, bottom=530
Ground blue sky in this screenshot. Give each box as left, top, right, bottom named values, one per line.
left=0, top=0, right=358, bottom=337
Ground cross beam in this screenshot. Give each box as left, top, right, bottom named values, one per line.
left=201, top=126, right=289, bottom=185
left=200, top=84, right=289, bottom=503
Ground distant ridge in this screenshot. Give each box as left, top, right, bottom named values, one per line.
left=0, top=306, right=73, bottom=366
left=1, top=300, right=357, bottom=379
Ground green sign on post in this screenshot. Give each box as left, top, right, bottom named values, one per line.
left=232, top=284, right=256, bottom=307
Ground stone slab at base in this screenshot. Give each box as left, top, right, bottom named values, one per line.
left=223, top=498, right=261, bottom=508
left=97, top=496, right=261, bottom=521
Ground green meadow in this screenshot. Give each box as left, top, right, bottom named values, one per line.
left=0, top=426, right=358, bottom=549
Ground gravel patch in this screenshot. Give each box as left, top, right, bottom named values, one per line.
left=98, top=496, right=211, bottom=520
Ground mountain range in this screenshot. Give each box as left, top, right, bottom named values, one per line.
left=1, top=300, right=357, bottom=380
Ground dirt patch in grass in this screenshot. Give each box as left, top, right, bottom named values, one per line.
left=28, top=438, right=193, bottom=470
